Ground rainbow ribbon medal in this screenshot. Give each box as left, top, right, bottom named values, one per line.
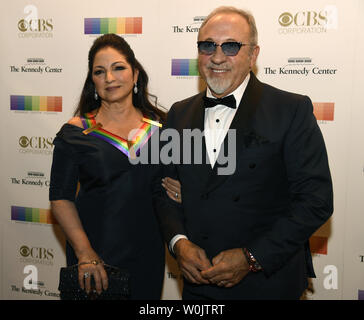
left=81, top=113, right=161, bottom=158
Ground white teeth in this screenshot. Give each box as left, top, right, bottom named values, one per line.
left=212, top=69, right=226, bottom=73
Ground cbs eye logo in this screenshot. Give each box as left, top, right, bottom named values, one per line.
left=278, top=12, right=293, bottom=27
left=19, top=136, right=29, bottom=148
left=20, top=245, right=31, bottom=257
left=18, top=19, right=28, bottom=32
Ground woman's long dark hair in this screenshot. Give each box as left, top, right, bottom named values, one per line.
left=74, top=34, right=166, bottom=121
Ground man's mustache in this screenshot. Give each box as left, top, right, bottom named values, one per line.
left=206, top=62, right=232, bottom=71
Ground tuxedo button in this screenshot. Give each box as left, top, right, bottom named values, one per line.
left=249, top=163, right=256, bottom=169
left=233, top=195, right=240, bottom=202
left=201, top=193, right=209, bottom=200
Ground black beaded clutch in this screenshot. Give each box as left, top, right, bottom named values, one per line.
left=58, top=264, right=130, bottom=300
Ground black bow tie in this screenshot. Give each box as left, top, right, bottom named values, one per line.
left=203, top=95, right=236, bottom=109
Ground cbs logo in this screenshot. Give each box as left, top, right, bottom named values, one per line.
left=20, top=245, right=54, bottom=260
left=18, top=19, right=53, bottom=32
left=19, top=136, right=54, bottom=149
left=278, top=11, right=328, bottom=27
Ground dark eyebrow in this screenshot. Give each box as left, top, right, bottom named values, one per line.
left=93, top=61, right=127, bottom=69
left=112, top=61, right=127, bottom=66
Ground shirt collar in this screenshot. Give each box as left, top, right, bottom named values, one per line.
left=206, top=72, right=250, bottom=110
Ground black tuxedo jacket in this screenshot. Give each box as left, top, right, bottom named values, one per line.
left=156, top=72, right=333, bottom=299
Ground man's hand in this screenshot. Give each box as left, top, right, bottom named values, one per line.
left=200, top=248, right=250, bottom=288
left=174, top=239, right=212, bottom=284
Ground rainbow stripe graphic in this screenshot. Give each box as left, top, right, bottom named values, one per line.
left=171, top=59, right=199, bottom=76
left=313, top=102, right=334, bottom=121
left=10, top=95, right=62, bottom=112
left=11, top=206, right=57, bottom=225
left=84, top=17, right=142, bottom=34
left=309, top=236, right=328, bottom=255
left=359, top=290, right=364, bottom=300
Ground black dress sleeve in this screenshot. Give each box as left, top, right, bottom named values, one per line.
left=151, top=118, right=187, bottom=246
left=49, top=136, right=79, bottom=201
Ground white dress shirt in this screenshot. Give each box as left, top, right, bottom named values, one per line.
left=204, top=73, right=250, bottom=167
left=169, top=74, right=251, bottom=252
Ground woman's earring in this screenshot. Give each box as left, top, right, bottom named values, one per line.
left=133, top=83, right=138, bottom=94
left=94, top=89, right=98, bottom=100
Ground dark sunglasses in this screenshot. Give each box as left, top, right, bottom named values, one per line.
left=197, top=41, right=251, bottom=56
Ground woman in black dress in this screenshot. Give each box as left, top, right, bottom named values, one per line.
left=49, top=34, right=177, bottom=299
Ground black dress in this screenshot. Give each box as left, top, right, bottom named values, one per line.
left=49, top=114, right=165, bottom=299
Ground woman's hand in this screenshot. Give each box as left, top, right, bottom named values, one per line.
left=162, top=177, right=182, bottom=203
left=50, top=200, right=109, bottom=296
left=77, top=250, right=108, bottom=295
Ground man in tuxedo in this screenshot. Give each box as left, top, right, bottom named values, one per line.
left=158, top=6, right=333, bottom=299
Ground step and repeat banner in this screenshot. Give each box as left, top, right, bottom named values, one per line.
left=1, top=0, right=363, bottom=300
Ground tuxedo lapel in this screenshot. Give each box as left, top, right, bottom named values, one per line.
left=227, top=72, right=264, bottom=159
left=190, top=92, right=206, bottom=133
left=204, top=72, right=264, bottom=194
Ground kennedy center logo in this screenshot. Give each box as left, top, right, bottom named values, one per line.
left=172, top=16, right=206, bottom=33
left=263, top=57, right=338, bottom=77
left=10, top=58, right=63, bottom=75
